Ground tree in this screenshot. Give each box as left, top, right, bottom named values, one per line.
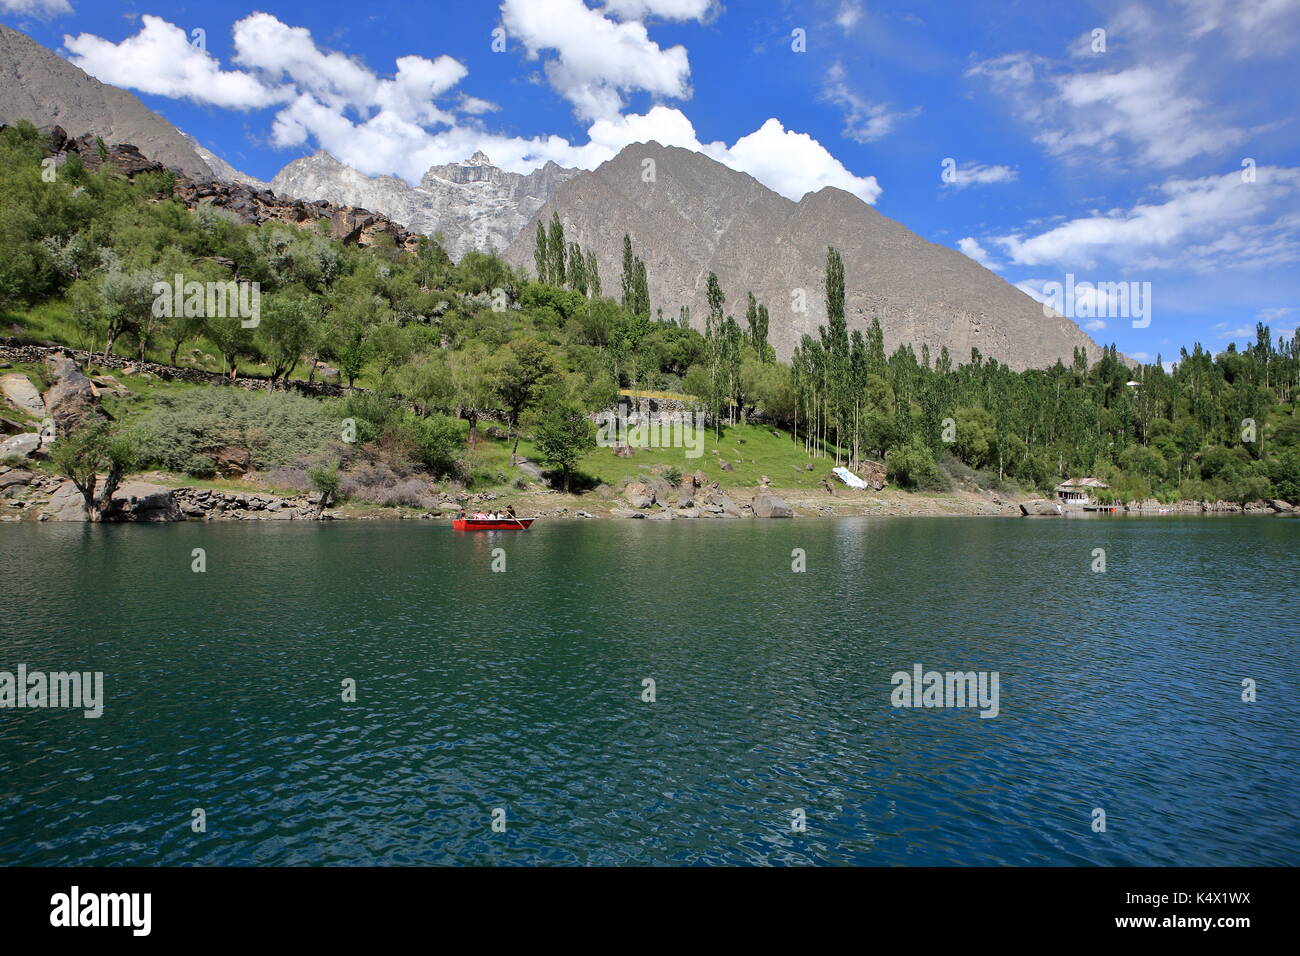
left=534, top=220, right=548, bottom=283
left=49, top=422, right=138, bottom=522
left=307, top=461, right=342, bottom=518
left=495, top=338, right=556, bottom=465
left=546, top=213, right=566, bottom=286
left=255, top=292, right=314, bottom=385
left=533, top=386, right=596, bottom=492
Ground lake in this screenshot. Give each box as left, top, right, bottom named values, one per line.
left=0, top=516, right=1296, bottom=865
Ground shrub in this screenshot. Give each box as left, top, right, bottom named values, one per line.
left=130, top=387, right=339, bottom=476
left=886, top=440, right=947, bottom=491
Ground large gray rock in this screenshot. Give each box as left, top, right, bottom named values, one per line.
left=610, top=508, right=646, bottom=519
left=0, top=374, right=46, bottom=418
left=1019, top=498, right=1063, bottom=516
left=751, top=492, right=794, bottom=518
left=0, top=469, right=33, bottom=489
left=42, top=479, right=87, bottom=521
left=0, top=432, right=40, bottom=459
left=1270, top=499, right=1295, bottom=513
left=108, top=481, right=181, bottom=522
left=42, top=355, right=105, bottom=437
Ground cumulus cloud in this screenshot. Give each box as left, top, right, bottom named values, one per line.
left=968, top=52, right=1245, bottom=168
left=957, top=237, right=999, bottom=269
left=990, top=166, right=1300, bottom=270
left=65, top=15, right=287, bottom=110
left=822, top=63, right=918, bottom=143
left=500, top=0, right=697, bottom=121
left=944, top=161, right=1018, bottom=190
left=0, top=0, right=71, bottom=17
left=64, top=12, right=882, bottom=203
left=602, top=0, right=715, bottom=19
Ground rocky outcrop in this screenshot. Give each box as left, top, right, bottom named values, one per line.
left=106, top=481, right=181, bottom=522
left=751, top=492, right=795, bottom=518
left=270, top=149, right=581, bottom=260
left=1, top=373, right=45, bottom=418
left=1019, top=499, right=1063, bottom=516
left=171, top=176, right=422, bottom=253
left=42, top=353, right=106, bottom=436
left=0, top=432, right=41, bottom=459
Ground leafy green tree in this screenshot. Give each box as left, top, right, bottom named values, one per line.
left=533, top=386, right=596, bottom=492
left=307, top=461, right=341, bottom=518
left=256, top=292, right=315, bottom=384
left=495, top=337, right=556, bottom=464
left=50, top=421, right=138, bottom=522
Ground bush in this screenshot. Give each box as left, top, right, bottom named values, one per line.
left=887, top=441, right=947, bottom=490
left=130, top=387, right=339, bottom=476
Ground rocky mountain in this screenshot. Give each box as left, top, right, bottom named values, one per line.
left=503, top=142, right=1108, bottom=371
left=0, top=23, right=217, bottom=180
left=270, top=150, right=580, bottom=260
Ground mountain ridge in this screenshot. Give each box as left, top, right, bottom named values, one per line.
left=503, top=142, right=1110, bottom=371
left=270, top=149, right=581, bottom=260
left=0, top=23, right=217, bottom=180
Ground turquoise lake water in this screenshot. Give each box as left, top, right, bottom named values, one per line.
left=1, top=516, right=1296, bottom=865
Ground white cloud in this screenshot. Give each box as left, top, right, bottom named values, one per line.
left=822, top=63, right=918, bottom=143
left=944, top=161, right=1018, bottom=190
left=700, top=117, right=881, bottom=203
left=500, top=0, right=697, bottom=121
left=1258, top=306, right=1297, bottom=321
left=602, top=0, right=715, bottom=19
left=0, top=0, right=71, bottom=17
left=1177, top=0, right=1300, bottom=56
left=65, top=15, right=287, bottom=110
left=61, top=13, right=881, bottom=204
left=1013, top=279, right=1128, bottom=321
left=835, top=1, right=864, bottom=32
left=957, top=237, right=999, bottom=269
left=991, top=166, right=1300, bottom=270
left=968, top=52, right=1245, bottom=168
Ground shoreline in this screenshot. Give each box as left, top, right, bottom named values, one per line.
left=2, top=465, right=1294, bottom=523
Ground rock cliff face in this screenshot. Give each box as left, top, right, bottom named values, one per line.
left=30, top=127, right=423, bottom=255
left=270, top=150, right=580, bottom=260
left=503, top=142, right=1109, bottom=371
left=0, top=23, right=217, bottom=180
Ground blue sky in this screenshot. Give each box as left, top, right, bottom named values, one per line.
left=4, top=0, right=1299, bottom=365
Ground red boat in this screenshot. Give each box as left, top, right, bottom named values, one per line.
left=452, top=516, right=535, bottom=531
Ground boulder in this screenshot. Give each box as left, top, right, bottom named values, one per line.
left=751, top=492, right=794, bottom=518
left=0, top=469, right=34, bottom=489
left=1019, top=498, right=1063, bottom=516
left=1, top=374, right=46, bottom=418
left=108, top=482, right=182, bottom=522
left=1270, top=499, right=1295, bottom=513
left=42, top=479, right=88, bottom=521
left=0, top=432, right=41, bottom=459
left=610, top=508, right=646, bottom=519
left=42, top=355, right=105, bottom=437
left=209, top=446, right=253, bottom=477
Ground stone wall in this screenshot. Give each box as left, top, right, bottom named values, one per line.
left=0, top=341, right=348, bottom=397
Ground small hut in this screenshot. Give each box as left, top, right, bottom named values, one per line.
left=1055, top=477, right=1109, bottom=504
